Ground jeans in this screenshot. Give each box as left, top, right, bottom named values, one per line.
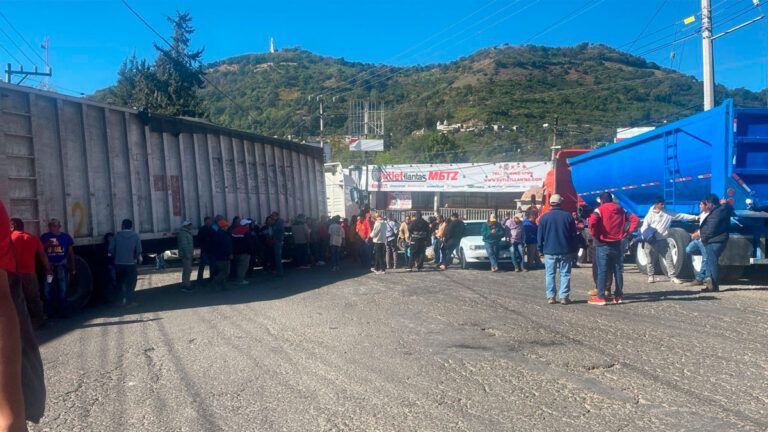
left=197, top=251, right=215, bottom=282
left=433, top=238, right=443, bottom=264
left=385, top=238, right=398, bottom=268
left=330, top=245, right=341, bottom=269
left=704, top=241, right=726, bottom=290
left=115, top=264, right=138, bottom=304
left=510, top=241, right=525, bottom=270
left=45, top=262, right=69, bottom=315
left=17, top=272, right=45, bottom=327
left=645, top=238, right=675, bottom=276
left=214, top=260, right=231, bottom=286
left=686, top=239, right=708, bottom=281
left=294, top=243, right=309, bottom=267
left=234, top=254, right=250, bottom=282
left=597, top=243, right=624, bottom=299
left=526, top=244, right=542, bottom=268
left=373, top=242, right=387, bottom=271
left=485, top=242, right=499, bottom=269
left=441, top=240, right=459, bottom=266
left=274, top=241, right=284, bottom=275
left=410, top=239, right=426, bottom=269
left=181, top=256, right=193, bottom=288
left=544, top=254, right=573, bottom=299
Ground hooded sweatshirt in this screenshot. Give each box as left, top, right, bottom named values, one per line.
left=110, top=229, right=142, bottom=266
left=589, top=202, right=640, bottom=245
left=370, top=219, right=387, bottom=244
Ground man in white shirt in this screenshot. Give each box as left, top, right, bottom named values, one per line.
left=641, top=197, right=697, bottom=283
left=328, top=216, right=345, bottom=272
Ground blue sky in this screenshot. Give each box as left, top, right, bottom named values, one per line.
left=1, top=0, right=767, bottom=96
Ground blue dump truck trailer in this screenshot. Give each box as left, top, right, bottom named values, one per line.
left=568, top=100, right=768, bottom=280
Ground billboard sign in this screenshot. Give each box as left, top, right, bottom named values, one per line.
left=368, top=162, right=550, bottom=193
left=346, top=136, right=384, bottom=152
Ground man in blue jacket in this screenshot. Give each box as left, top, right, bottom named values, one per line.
left=537, top=194, right=578, bottom=305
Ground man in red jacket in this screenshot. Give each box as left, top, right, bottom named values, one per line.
left=588, top=192, right=640, bottom=305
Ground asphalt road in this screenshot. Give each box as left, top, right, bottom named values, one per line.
left=29, top=262, right=768, bottom=432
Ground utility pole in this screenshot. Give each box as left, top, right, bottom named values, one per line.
left=319, top=96, right=326, bottom=161
left=702, top=0, right=715, bottom=110
left=549, top=116, right=561, bottom=162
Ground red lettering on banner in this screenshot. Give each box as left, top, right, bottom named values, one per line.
left=427, top=170, right=459, bottom=181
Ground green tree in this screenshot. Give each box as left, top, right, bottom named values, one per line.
left=152, top=11, right=207, bottom=117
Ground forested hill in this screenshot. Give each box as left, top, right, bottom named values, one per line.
left=96, top=43, right=768, bottom=164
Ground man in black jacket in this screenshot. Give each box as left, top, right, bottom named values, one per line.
left=408, top=212, right=430, bottom=271
left=196, top=216, right=216, bottom=283
left=439, top=213, right=465, bottom=270
left=696, top=194, right=733, bottom=292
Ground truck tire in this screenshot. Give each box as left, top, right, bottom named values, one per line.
left=634, top=241, right=658, bottom=275
left=460, top=248, right=469, bottom=270
left=660, top=228, right=694, bottom=280
left=67, top=256, right=93, bottom=311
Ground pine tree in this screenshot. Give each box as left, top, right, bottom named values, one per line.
left=153, top=11, right=207, bottom=118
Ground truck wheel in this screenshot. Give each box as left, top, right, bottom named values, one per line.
left=460, top=248, right=469, bottom=270
left=634, top=242, right=657, bottom=275
left=660, top=228, right=694, bottom=280
left=66, top=256, right=93, bottom=311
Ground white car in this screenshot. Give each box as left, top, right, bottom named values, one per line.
left=458, top=220, right=513, bottom=269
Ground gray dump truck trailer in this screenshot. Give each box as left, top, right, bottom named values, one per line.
left=1, top=82, right=326, bottom=308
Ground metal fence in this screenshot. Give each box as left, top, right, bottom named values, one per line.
left=379, top=208, right=519, bottom=222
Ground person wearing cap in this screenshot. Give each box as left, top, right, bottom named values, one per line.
left=640, top=196, right=698, bottom=284
left=481, top=214, right=505, bottom=272
left=40, top=218, right=76, bottom=316
left=588, top=192, right=640, bottom=305
left=537, top=194, right=579, bottom=304
left=109, top=219, right=142, bottom=307
left=177, top=220, right=194, bottom=292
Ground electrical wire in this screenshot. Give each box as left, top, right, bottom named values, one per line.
left=0, top=11, right=46, bottom=64
left=0, top=41, right=22, bottom=65
left=0, top=27, right=37, bottom=67
left=626, top=0, right=670, bottom=52
left=120, top=0, right=261, bottom=125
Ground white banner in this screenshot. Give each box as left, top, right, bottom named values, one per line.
left=368, top=162, right=550, bottom=193
left=387, top=192, right=412, bottom=210
left=347, top=137, right=384, bottom=152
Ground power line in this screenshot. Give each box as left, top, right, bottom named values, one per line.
left=521, top=0, right=607, bottom=44
left=0, top=11, right=46, bottom=65
left=0, top=41, right=22, bottom=65
left=0, top=27, right=37, bottom=67
left=626, top=0, right=670, bottom=52
left=120, top=0, right=262, bottom=126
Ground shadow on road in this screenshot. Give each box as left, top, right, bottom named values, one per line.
left=37, top=264, right=369, bottom=346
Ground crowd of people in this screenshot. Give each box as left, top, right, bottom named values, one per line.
left=0, top=190, right=738, bottom=429
left=538, top=191, right=733, bottom=306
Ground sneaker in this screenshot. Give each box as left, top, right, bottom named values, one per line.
left=689, top=280, right=704, bottom=286
left=671, top=277, right=685, bottom=284
left=316, top=261, right=326, bottom=266
left=560, top=298, right=571, bottom=305
left=547, top=297, right=556, bottom=305
left=491, top=267, right=499, bottom=273
left=371, top=268, right=377, bottom=273
left=587, top=296, right=607, bottom=306
left=612, top=296, right=623, bottom=304
left=701, top=278, right=719, bottom=292
left=647, top=276, right=656, bottom=283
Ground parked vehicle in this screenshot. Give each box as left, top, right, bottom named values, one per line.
left=458, top=220, right=513, bottom=269
left=568, top=99, right=768, bottom=280
left=0, top=82, right=326, bottom=308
